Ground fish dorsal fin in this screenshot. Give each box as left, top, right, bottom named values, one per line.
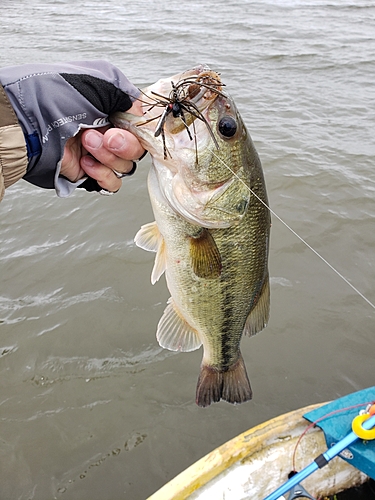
left=243, top=276, right=270, bottom=337
left=134, top=221, right=167, bottom=284
left=157, top=297, right=202, bottom=352
left=189, top=228, right=222, bottom=279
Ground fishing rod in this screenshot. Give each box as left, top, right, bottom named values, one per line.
left=263, top=410, right=375, bottom=500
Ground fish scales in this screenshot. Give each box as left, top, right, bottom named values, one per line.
left=112, top=65, right=270, bottom=407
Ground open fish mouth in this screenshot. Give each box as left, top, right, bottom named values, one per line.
left=140, top=66, right=224, bottom=111
left=167, top=68, right=224, bottom=107
left=132, top=66, right=226, bottom=157
left=111, top=65, right=228, bottom=158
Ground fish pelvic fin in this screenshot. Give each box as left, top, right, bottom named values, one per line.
left=134, top=221, right=167, bottom=284
left=157, top=297, right=202, bottom=352
left=189, top=228, right=222, bottom=279
left=243, top=275, right=270, bottom=337
left=195, top=353, right=252, bottom=407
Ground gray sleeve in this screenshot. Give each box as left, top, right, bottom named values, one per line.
left=0, top=60, right=140, bottom=196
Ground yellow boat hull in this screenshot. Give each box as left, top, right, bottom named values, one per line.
left=148, top=404, right=368, bottom=500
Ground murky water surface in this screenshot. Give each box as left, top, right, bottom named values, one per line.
left=1, top=1, right=375, bottom=498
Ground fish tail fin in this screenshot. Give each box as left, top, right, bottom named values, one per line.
left=221, top=354, right=253, bottom=405
left=195, top=353, right=252, bottom=407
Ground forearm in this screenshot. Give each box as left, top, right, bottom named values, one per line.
left=0, top=85, right=28, bottom=201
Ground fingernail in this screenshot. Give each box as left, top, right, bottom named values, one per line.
left=82, top=155, right=96, bottom=167
left=85, top=131, right=103, bottom=149
left=107, top=132, right=126, bottom=150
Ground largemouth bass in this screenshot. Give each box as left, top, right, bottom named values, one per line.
left=112, top=66, right=271, bottom=407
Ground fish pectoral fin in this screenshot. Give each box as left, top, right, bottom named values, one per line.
left=151, top=238, right=167, bottom=285
left=243, top=276, right=270, bottom=337
left=134, top=221, right=167, bottom=284
left=189, top=228, right=222, bottom=279
left=134, top=221, right=161, bottom=252
left=196, top=353, right=252, bottom=407
left=157, top=298, right=202, bottom=352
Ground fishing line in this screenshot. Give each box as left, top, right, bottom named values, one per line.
left=209, top=149, right=375, bottom=311
left=292, top=401, right=373, bottom=471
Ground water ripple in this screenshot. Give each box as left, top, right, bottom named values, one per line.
left=30, top=345, right=172, bottom=387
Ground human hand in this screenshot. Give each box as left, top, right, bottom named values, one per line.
left=1, top=60, right=146, bottom=196
left=60, top=100, right=145, bottom=193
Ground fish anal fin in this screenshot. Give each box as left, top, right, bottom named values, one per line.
left=196, top=353, right=252, bottom=407
left=189, top=228, right=222, bottom=279
left=134, top=222, right=167, bottom=284
left=157, top=298, right=202, bottom=352
left=243, top=276, right=270, bottom=337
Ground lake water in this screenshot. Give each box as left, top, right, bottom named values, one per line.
left=1, top=1, right=375, bottom=499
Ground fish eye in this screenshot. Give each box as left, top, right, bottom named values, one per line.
left=218, top=116, right=237, bottom=138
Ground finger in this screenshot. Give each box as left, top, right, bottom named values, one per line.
left=81, top=129, right=134, bottom=173
left=103, top=128, right=145, bottom=162
left=60, top=134, right=85, bottom=182
left=82, top=129, right=144, bottom=175
left=80, top=155, right=122, bottom=193
left=127, top=99, right=144, bottom=117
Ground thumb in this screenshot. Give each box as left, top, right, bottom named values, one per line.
left=103, top=128, right=145, bottom=161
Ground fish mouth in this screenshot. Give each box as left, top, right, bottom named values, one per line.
left=146, top=65, right=223, bottom=105
left=111, top=65, right=225, bottom=156
left=135, top=66, right=224, bottom=137
left=173, top=67, right=224, bottom=105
